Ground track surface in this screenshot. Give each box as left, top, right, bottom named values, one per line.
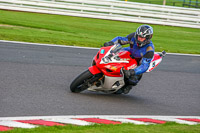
left=0, top=41, right=199, bottom=117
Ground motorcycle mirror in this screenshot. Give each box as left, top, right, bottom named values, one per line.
left=162, top=51, right=166, bottom=57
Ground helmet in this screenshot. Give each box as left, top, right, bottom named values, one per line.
left=135, top=25, right=153, bottom=47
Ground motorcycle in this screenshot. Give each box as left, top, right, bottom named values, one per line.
left=70, top=44, right=166, bottom=94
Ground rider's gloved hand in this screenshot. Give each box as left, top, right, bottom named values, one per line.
left=104, top=41, right=114, bottom=47
left=123, top=68, right=135, bottom=79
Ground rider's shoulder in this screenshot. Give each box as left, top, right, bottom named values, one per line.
left=147, top=41, right=154, bottom=47
left=126, top=32, right=135, bottom=41
left=145, top=42, right=154, bottom=52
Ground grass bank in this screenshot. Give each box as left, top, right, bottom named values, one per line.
left=6, top=123, right=200, bottom=133
left=0, top=10, right=199, bottom=54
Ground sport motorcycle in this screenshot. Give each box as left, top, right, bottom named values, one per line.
left=70, top=44, right=166, bottom=94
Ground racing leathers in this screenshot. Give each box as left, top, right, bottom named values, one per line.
left=108, top=32, right=155, bottom=85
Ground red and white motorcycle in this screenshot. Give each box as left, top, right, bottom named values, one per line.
left=70, top=44, right=166, bottom=94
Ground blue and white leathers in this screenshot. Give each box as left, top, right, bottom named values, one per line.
left=111, top=35, right=155, bottom=75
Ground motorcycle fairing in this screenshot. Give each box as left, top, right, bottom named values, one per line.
left=99, top=46, right=129, bottom=64
left=88, top=45, right=165, bottom=92
left=87, top=75, right=125, bottom=93
left=146, top=53, right=163, bottom=72
left=92, top=45, right=138, bottom=77
left=88, top=66, right=101, bottom=75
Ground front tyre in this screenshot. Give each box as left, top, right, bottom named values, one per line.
left=70, top=70, right=94, bottom=93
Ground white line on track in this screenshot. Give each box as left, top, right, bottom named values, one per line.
left=0, top=40, right=99, bottom=50
left=0, top=115, right=200, bottom=121
left=0, top=40, right=200, bottom=57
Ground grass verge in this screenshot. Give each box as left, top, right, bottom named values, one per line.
left=0, top=10, right=200, bottom=54
left=6, top=123, right=200, bottom=133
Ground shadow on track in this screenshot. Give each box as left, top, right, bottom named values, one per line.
left=67, top=90, right=151, bottom=105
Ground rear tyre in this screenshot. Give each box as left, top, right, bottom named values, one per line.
left=70, top=70, right=94, bottom=93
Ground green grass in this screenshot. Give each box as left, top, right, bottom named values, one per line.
left=0, top=10, right=200, bottom=54
left=6, top=123, right=200, bottom=133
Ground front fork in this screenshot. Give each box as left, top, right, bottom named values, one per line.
left=81, top=66, right=102, bottom=89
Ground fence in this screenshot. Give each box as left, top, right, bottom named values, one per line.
left=126, top=0, right=200, bottom=8
left=0, top=0, right=199, bottom=28
left=183, top=0, right=200, bottom=8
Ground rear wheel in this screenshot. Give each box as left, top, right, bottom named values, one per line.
left=70, top=70, right=94, bottom=93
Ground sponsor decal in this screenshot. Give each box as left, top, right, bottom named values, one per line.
left=140, top=52, right=143, bottom=57
left=152, top=62, right=156, bottom=67
left=105, top=65, right=117, bottom=71
left=110, top=65, right=118, bottom=71
left=100, top=49, right=105, bottom=54
left=120, top=58, right=130, bottom=61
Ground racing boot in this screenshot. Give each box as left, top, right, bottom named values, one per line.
left=128, top=74, right=143, bottom=86
left=114, top=84, right=132, bottom=94
left=122, top=85, right=133, bottom=94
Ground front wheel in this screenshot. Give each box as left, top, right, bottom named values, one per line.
left=70, top=70, right=94, bottom=93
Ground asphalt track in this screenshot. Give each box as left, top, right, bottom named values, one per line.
left=0, top=41, right=199, bottom=117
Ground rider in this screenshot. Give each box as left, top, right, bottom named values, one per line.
left=104, top=25, right=154, bottom=94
